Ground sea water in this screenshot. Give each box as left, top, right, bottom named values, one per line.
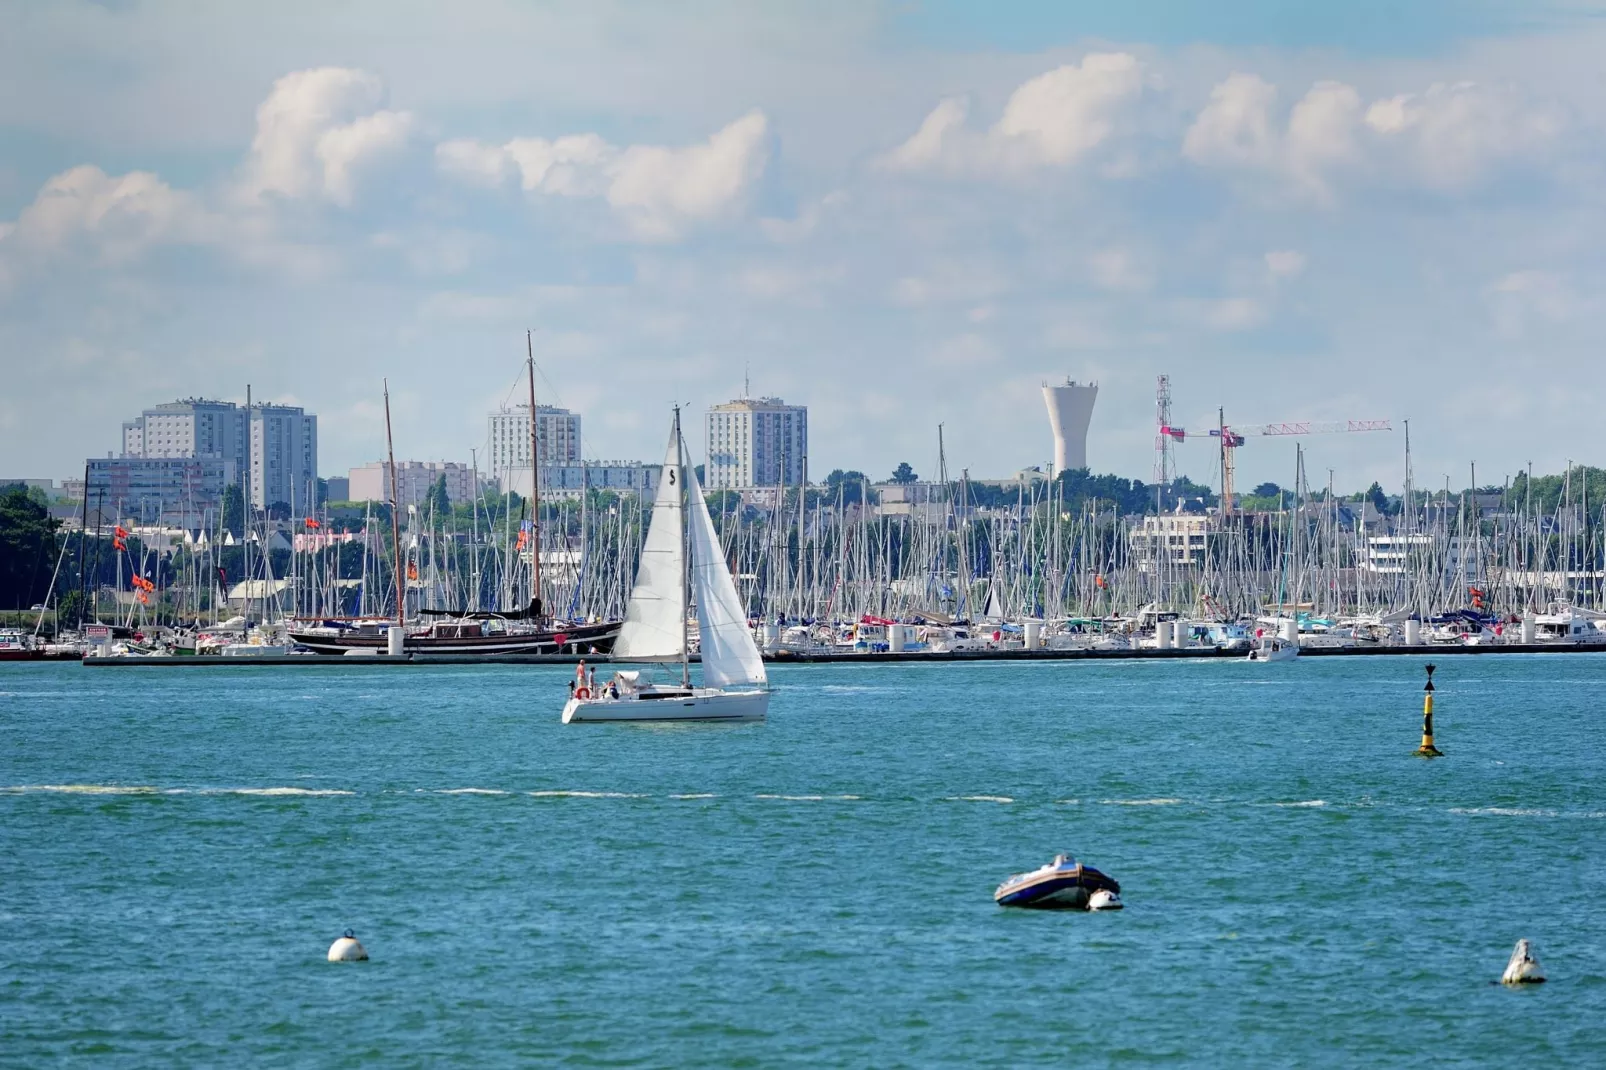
left=2, top=655, right=1602, bottom=1066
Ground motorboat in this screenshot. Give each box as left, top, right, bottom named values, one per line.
left=1246, top=635, right=1298, bottom=662
left=1531, top=605, right=1606, bottom=645
left=0, top=629, right=43, bottom=661
left=994, top=854, right=1122, bottom=910
left=563, top=410, right=768, bottom=724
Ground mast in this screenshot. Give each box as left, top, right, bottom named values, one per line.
left=526, top=331, right=544, bottom=622
left=75, top=460, right=90, bottom=628
left=384, top=379, right=404, bottom=628
left=675, top=405, right=691, bottom=688
left=245, top=384, right=253, bottom=626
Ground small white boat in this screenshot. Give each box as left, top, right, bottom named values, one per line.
left=563, top=410, right=768, bottom=725
left=1246, top=635, right=1299, bottom=662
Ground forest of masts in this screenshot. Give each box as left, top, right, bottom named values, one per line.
left=95, top=449, right=1606, bottom=629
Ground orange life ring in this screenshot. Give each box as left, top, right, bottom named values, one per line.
left=575, top=687, right=591, bottom=700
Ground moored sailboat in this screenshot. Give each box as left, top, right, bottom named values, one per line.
left=563, top=410, right=768, bottom=723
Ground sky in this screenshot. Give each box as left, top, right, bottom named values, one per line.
left=3, top=0, right=1605, bottom=494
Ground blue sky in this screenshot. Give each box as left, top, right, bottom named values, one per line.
left=3, top=1, right=1604, bottom=493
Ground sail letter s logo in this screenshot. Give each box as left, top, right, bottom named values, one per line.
left=669, top=470, right=676, bottom=485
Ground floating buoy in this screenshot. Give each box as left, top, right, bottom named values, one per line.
left=1415, top=663, right=1443, bottom=758
left=1501, top=939, right=1545, bottom=984
left=1087, top=888, right=1123, bottom=911
left=327, top=929, right=369, bottom=962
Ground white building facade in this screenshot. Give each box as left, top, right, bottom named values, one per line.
left=122, top=398, right=248, bottom=469
left=118, top=397, right=316, bottom=510
left=348, top=461, right=479, bottom=507
left=487, top=405, right=581, bottom=485
left=500, top=462, right=659, bottom=501
left=705, top=397, right=808, bottom=490
left=249, top=404, right=318, bottom=511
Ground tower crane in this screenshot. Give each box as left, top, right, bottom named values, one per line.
left=1158, top=413, right=1391, bottom=516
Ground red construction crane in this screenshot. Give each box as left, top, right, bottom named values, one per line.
left=1158, top=415, right=1392, bottom=515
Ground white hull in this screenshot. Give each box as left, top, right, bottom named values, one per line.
left=562, top=688, right=768, bottom=723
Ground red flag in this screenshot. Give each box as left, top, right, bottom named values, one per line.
left=305, top=517, right=321, bottom=529
left=114, top=525, right=129, bottom=538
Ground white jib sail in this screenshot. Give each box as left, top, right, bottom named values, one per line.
left=686, top=465, right=767, bottom=688
left=612, top=424, right=685, bottom=661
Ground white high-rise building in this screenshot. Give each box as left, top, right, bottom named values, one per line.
left=119, top=397, right=317, bottom=509
left=705, top=396, right=808, bottom=489
left=249, top=403, right=318, bottom=511
left=1042, top=379, right=1098, bottom=477
left=487, top=405, right=581, bottom=485
left=122, top=398, right=247, bottom=467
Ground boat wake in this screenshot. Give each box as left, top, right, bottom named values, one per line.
left=946, top=795, right=1014, bottom=803
left=754, top=793, right=861, bottom=801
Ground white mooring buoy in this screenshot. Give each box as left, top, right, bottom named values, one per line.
left=1087, top=889, right=1124, bottom=911
left=1501, top=939, right=1545, bottom=984
left=328, top=929, right=369, bottom=962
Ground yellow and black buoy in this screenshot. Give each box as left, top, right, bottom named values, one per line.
left=1416, top=663, right=1443, bottom=757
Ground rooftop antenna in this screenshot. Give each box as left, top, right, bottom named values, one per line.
left=744, top=361, right=750, bottom=399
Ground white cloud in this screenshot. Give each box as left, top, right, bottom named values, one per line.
left=2, top=165, right=212, bottom=261
left=995, top=54, right=1146, bottom=166
left=1365, top=82, right=1562, bottom=187
left=1089, top=247, right=1153, bottom=292
left=1187, top=72, right=1561, bottom=198
left=882, top=53, right=1146, bottom=177
left=608, top=111, right=769, bottom=238
left=1285, top=81, right=1363, bottom=194
left=240, top=67, right=414, bottom=206
left=1197, top=296, right=1266, bottom=331
left=506, top=133, right=614, bottom=195
left=436, top=112, right=769, bottom=240
left=434, top=138, right=512, bottom=187
left=1182, top=73, right=1279, bottom=170
left=880, top=98, right=968, bottom=171
left=1264, top=250, right=1306, bottom=278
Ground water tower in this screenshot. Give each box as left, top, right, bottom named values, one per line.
left=1042, top=379, right=1098, bottom=477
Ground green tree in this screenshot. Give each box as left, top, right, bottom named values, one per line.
left=0, top=486, right=61, bottom=609
left=823, top=469, right=872, bottom=504
left=222, top=483, right=244, bottom=536
left=427, top=474, right=450, bottom=515
left=890, top=462, right=918, bottom=484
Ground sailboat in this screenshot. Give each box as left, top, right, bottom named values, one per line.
left=562, top=409, right=768, bottom=724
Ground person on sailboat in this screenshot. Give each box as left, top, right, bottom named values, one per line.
left=574, top=661, right=590, bottom=699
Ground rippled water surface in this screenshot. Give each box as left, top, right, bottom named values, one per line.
left=3, top=656, right=1603, bottom=1066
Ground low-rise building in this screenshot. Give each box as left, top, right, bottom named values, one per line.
left=84, top=457, right=237, bottom=524
left=1130, top=513, right=1216, bottom=571
left=347, top=462, right=479, bottom=507
left=499, top=462, right=660, bottom=501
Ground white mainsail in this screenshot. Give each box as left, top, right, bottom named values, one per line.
left=611, top=425, right=685, bottom=661
left=686, top=465, right=767, bottom=688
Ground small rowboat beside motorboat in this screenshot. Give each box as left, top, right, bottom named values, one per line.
left=994, top=854, right=1122, bottom=910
